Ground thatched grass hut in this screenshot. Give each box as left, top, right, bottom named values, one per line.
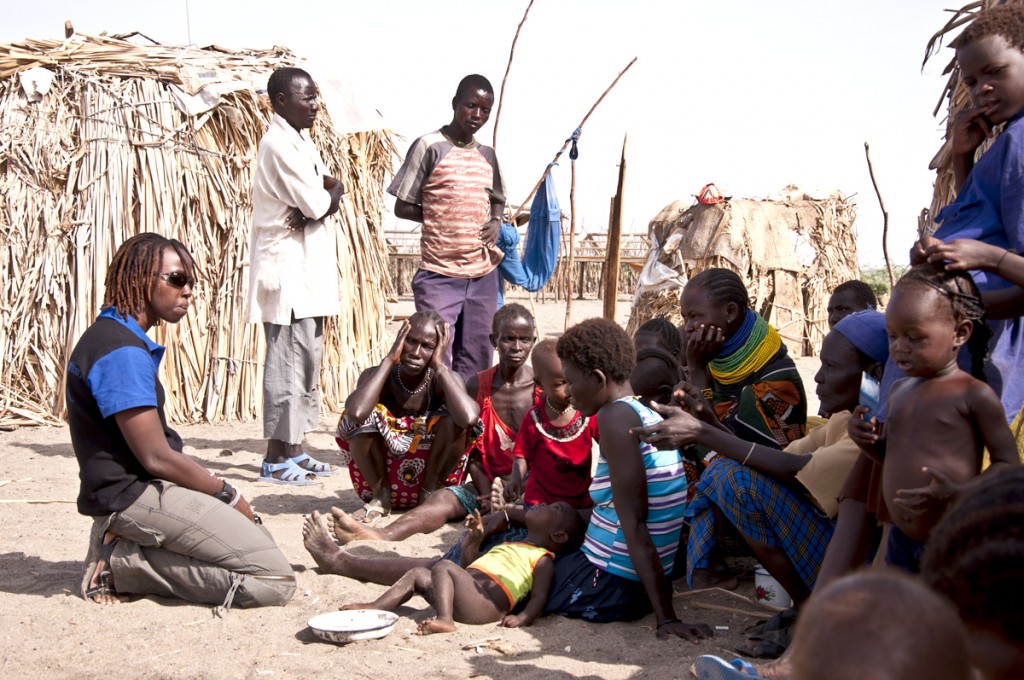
left=0, top=32, right=395, bottom=427
left=626, top=188, right=858, bottom=357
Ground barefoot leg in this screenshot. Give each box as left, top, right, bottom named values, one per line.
left=417, top=618, right=457, bottom=635
left=427, top=560, right=505, bottom=627
left=341, top=567, right=433, bottom=613
left=303, top=511, right=435, bottom=584
left=328, top=507, right=389, bottom=544
left=347, top=434, right=391, bottom=515
left=422, top=418, right=468, bottom=492
left=354, top=490, right=468, bottom=544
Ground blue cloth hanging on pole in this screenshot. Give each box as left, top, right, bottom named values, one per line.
left=497, top=170, right=561, bottom=305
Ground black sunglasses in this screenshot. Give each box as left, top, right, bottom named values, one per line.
left=155, top=271, right=196, bottom=289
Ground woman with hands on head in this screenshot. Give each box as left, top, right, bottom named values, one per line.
left=326, top=304, right=539, bottom=545
left=336, top=310, right=479, bottom=522
left=679, top=268, right=807, bottom=450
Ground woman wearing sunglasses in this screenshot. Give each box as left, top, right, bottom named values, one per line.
left=67, top=233, right=295, bottom=608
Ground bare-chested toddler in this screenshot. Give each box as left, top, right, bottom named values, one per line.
left=849, top=263, right=1020, bottom=572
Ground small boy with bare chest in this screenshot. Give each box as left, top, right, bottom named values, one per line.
left=850, top=264, right=1020, bottom=571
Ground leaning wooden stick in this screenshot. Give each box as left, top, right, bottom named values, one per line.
left=603, top=134, right=627, bottom=320
left=864, top=142, right=895, bottom=290
left=492, top=0, right=534, bottom=150
left=563, top=160, right=579, bottom=331
left=510, top=56, right=638, bottom=224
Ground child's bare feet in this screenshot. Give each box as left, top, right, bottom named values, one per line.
left=82, top=530, right=128, bottom=604
left=328, top=507, right=386, bottom=544
left=417, top=617, right=456, bottom=635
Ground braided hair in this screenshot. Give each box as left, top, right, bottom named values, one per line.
left=635, top=316, right=684, bottom=358
left=922, top=467, right=1024, bottom=644
left=951, top=4, right=1024, bottom=52
left=686, top=268, right=751, bottom=311
left=892, top=263, right=990, bottom=379
left=102, top=233, right=194, bottom=322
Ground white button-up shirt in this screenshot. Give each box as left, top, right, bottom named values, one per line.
left=247, top=113, right=341, bottom=325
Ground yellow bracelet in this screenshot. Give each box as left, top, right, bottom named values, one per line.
left=741, top=442, right=755, bottom=466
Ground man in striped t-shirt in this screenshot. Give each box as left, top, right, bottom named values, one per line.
left=388, top=74, right=507, bottom=381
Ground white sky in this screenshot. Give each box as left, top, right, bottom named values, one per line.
left=4, top=0, right=962, bottom=267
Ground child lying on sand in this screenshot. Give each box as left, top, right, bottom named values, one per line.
left=339, top=503, right=583, bottom=634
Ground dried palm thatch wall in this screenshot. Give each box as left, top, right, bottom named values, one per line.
left=0, top=33, right=394, bottom=427
left=627, top=190, right=858, bottom=357
left=923, top=0, right=1017, bottom=232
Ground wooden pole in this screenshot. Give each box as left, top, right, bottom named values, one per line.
left=604, top=134, right=627, bottom=320
left=492, top=0, right=534, bottom=150
left=510, top=57, right=638, bottom=224
left=563, top=160, right=578, bottom=331
left=864, top=142, right=895, bottom=290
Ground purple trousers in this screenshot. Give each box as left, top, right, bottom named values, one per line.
left=412, top=267, right=498, bottom=382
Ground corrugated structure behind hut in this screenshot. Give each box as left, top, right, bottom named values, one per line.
left=627, top=190, right=859, bottom=357
left=0, top=32, right=395, bottom=427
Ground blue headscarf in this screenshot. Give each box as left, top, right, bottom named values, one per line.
left=833, top=310, right=889, bottom=364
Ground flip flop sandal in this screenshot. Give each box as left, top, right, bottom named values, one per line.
left=258, top=458, right=322, bottom=486
left=694, top=655, right=761, bottom=679
left=734, top=626, right=793, bottom=659
left=360, top=500, right=390, bottom=525
left=291, top=452, right=336, bottom=476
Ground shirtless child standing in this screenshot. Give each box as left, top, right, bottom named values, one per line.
left=849, top=264, right=1020, bottom=571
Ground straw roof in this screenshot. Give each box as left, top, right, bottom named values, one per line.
left=0, top=32, right=395, bottom=427
left=923, top=0, right=1019, bottom=233
left=627, top=188, right=859, bottom=357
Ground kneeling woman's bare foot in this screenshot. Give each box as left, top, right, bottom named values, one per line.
left=83, top=531, right=129, bottom=604
left=417, top=617, right=456, bottom=635
left=328, top=507, right=387, bottom=544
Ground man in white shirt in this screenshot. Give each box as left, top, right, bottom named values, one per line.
left=248, top=67, right=345, bottom=484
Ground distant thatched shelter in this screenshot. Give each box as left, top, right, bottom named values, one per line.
left=923, top=0, right=1018, bottom=232
left=0, top=31, right=395, bottom=427
left=627, top=188, right=859, bottom=357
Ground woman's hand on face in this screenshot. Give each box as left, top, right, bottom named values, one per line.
left=685, top=324, right=725, bottom=369
left=387, top=320, right=410, bottom=364
left=430, top=322, right=452, bottom=371
left=656, top=619, right=714, bottom=642
left=629, top=401, right=702, bottom=450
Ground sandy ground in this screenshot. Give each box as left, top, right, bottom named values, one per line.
left=0, top=296, right=819, bottom=679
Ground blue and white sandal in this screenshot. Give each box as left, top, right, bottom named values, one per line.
left=258, top=458, right=322, bottom=485
left=291, top=452, right=337, bottom=476
left=694, top=655, right=761, bottom=679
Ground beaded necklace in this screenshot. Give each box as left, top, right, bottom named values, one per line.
left=394, top=366, right=433, bottom=395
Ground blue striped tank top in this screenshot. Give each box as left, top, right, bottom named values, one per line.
left=581, top=397, right=688, bottom=581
